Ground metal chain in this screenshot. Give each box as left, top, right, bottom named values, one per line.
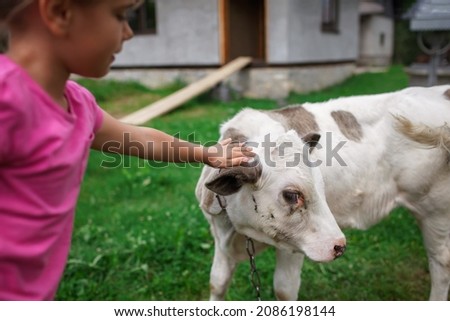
left=246, top=237, right=262, bottom=301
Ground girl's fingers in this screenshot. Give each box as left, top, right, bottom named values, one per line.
left=208, top=139, right=256, bottom=168
left=219, top=138, right=232, bottom=146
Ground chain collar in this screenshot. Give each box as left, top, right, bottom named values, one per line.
left=246, top=236, right=262, bottom=301
left=215, top=194, right=227, bottom=210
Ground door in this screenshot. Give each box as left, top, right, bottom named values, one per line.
left=220, top=0, right=266, bottom=63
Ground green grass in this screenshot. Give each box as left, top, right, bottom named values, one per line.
left=287, top=65, right=409, bottom=103
left=56, top=66, right=430, bottom=300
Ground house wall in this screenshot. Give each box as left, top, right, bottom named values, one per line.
left=108, top=0, right=359, bottom=99
left=114, top=0, right=220, bottom=66
left=267, top=0, right=360, bottom=63
left=115, top=0, right=360, bottom=67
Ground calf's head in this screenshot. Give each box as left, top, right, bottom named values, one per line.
left=205, top=130, right=346, bottom=262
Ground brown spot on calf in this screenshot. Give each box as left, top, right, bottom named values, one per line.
left=331, top=110, right=363, bottom=142
left=269, top=105, right=320, bottom=136
left=444, top=89, right=450, bottom=101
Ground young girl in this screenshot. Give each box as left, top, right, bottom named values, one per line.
left=0, top=0, right=253, bottom=300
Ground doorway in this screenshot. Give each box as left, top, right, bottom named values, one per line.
left=220, top=0, right=266, bottom=64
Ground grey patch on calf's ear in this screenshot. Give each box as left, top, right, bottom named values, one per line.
left=239, top=154, right=261, bottom=168
left=222, top=128, right=248, bottom=143
left=205, top=159, right=262, bottom=196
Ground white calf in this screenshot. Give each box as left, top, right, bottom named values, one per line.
left=195, top=85, right=450, bottom=300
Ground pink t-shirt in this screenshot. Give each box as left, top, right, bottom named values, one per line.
left=0, top=55, right=104, bottom=300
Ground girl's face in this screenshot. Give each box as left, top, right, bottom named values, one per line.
left=60, top=0, right=137, bottom=77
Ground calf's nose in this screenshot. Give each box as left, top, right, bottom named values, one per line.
left=333, top=244, right=346, bottom=259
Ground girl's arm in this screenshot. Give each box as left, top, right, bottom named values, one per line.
left=91, top=110, right=254, bottom=168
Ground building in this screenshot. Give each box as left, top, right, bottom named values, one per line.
left=108, top=0, right=393, bottom=99
left=359, top=0, right=395, bottom=66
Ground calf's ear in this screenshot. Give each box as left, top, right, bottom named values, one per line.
left=302, top=132, right=321, bottom=152
left=205, top=163, right=262, bottom=196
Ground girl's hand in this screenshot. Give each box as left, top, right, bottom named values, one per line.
left=205, top=138, right=255, bottom=168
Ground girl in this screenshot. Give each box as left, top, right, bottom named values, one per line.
left=0, top=0, right=253, bottom=300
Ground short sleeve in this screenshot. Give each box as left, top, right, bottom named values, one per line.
left=0, top=85, right=23, bottom=165
left=65, top=80, right=104, bottom=133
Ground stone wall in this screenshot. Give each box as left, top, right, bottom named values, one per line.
left=105, top=63, right=356, bottom=100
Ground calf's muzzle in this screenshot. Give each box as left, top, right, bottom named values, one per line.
left=333, top=244, right=346, bottom=259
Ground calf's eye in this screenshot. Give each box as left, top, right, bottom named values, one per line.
left=282, top=190, right=303, bottom=206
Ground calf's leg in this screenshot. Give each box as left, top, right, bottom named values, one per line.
left=209, top=242, right=236, bottom=301
left=274, top=249, right=305, bottom=300
left=418, top=214, right=450, bottom=300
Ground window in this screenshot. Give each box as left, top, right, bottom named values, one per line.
left=321, top=0, right=339, bottom=33
left=380, top=32, right=385, bottom=47
left=128, top=0, right=157, bottom=34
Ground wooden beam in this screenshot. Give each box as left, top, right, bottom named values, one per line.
left=120, top=56, right=252, bottom=125
left=219, top=0, right=230, bottom=64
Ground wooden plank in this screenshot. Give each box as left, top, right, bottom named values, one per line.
left=120, top=56, right=252, bottom=125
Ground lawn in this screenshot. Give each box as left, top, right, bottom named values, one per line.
left=56, top=66, right=430, bottom=300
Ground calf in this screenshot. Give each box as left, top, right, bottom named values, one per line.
left=195, top=85, right=450, bottom=301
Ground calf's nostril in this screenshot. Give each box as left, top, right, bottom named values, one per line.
left=333, top=244, right=346, bottom=258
